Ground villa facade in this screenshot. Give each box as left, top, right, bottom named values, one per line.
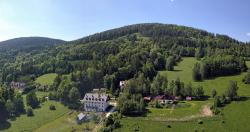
left=83, top=93, right=109, bottom=112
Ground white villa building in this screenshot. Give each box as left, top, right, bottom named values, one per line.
left=83, top=93, right=109, bottom=112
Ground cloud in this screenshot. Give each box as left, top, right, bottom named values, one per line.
left=247, top=32, right=250, bottom=37
left=170, top=0, right=174, bottom=2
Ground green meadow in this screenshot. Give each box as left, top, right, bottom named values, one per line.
left=1, top=101, right=69, bottom=132
left=35, top=73, right=58, bottom=86
left=160, top=57, right=250, bottom=96
left=116, top=99, right=250, bottom=132
left=35, top=111, right=96, bottom=132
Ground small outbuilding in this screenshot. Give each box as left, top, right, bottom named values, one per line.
left=119, top=80, right=128, bottom=89
left=143, top=96, right=151, bottom=102
left=186, top=96, right=192, bottom=101
left=76, top=113, right=87, bottom=124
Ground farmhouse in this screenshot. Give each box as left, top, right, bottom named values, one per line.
left=154, top=95, right=175, bottom=104
left=186, top=96, right=192, bottom=101
left=154, top=95, right=165, bottom=100
left=10, top=81, right=26, bottom=90
left=83, top=93, right=109, bottom=112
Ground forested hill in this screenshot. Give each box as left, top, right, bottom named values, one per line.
left=1, top=23, right=250, bottom=94
left=0, top=37, right=65, bottom=74
left=76, top=23, right=242, bottom=44
left=68, top=23, right=250, bottom=57
left=0, top=37, right=65, bottom=50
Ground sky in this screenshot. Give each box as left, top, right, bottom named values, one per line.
left=0, top=0, right=250, bottom=42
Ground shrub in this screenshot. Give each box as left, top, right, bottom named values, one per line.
left=90, top=112, right=100, bottom=124
left=198, top=119, right=203, bottom=124
left=49, top=92, right=58, bottom=100
left=26, top=107, right=34, bottom=117
left=167, top=125, right=171, bottom=128
left=134, top=128, right=139, bottom=131
left=103, top=126, right=112, bottom=132
left=155, top=100, right=162, bottom=108
left=49, top=105, right=56, bottom=110
left=26, top=91, right=40, bottom=108
left=211, top=89, right=217, bottom=98
left=39, top=97, right=46, bottom=103
left=212, top=107, right=221, bottom=115
left=113, top=120, right=121, bottom=128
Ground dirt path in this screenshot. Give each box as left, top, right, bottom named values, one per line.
left=146, top=104, right=213, bottom=122
left=201, top=104, right=213, bottom=117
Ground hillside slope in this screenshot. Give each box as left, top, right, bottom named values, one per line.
left=1, top=23, right=250, bottom=89
left=0, top=37, right=65, bottom=73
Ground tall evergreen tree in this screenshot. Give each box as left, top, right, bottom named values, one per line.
left=185, top=83, right=193, bottom=97
left=26, top=91, right=39, bottom=108
left=0, top=99, right=8, bottom=122
left=192, top=63, right=202, bottom=81
left=68, top=87, right=80, bottom=108
left=165, top=56, right=175, bottom=71
left=243, top=70, right=250, bottom=84
left=225, top=81, right=239, bottom=100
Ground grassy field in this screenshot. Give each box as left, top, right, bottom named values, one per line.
left=118, top=100, right=212, bottom=124
left=35, top=111, right=96, bottom=132
left=115, top=57, right=250, bottom=132
left=160, top=57, right=250, bottom=96
left=1, top=90, right=95, bottom=132
left=116, top=99, right=250, bottom=132
left=147, top=101, right=211, bottom=119
left=1, top=101, right=70, bottom=132
left=35, top=73, right=58, bottom=86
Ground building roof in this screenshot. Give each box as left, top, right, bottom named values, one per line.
left=119, top=80, right=128, bottom=87
left=186, top=96, right=192, bottom=100
left=83, top=93, right=108, bottom=102
left=77, top=113, right=86, bottom=120
left=143, top=96, right=151, bottom=101
left=154, top=95, right=165, bottom=100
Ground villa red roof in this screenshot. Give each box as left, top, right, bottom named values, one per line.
left=154, top=95, right=165, bottom=100
left=143, top=96, right=151, bottom=101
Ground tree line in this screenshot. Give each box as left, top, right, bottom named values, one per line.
left=193, top=55, right=247, bottom=81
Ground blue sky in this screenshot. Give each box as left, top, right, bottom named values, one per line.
left=0, top=0, right=249, bottom=42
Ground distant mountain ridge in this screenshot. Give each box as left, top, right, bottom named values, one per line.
left=0, top=37, right=65, bottom=49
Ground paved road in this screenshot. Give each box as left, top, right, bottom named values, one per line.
left=106, top=106, right=116, bottom=118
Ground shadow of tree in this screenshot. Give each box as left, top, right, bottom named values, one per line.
left=173, top=69, right=183, bottom=72
left=236, top=96, right=249, bottom=102
left=0, top=121, right=11, bottom=131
